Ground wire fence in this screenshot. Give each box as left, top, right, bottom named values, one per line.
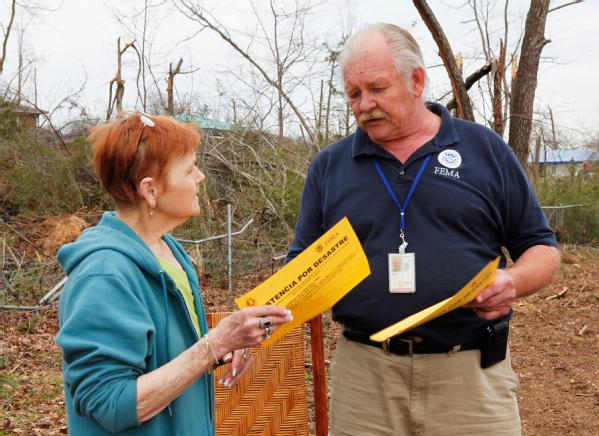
left=541, top=204, right=585, bottom=230
left=2, top=203, right=588, bottom=310
left=0, top=205, right=288, bottom=310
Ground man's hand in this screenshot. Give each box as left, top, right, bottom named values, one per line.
left=464, top=269, right=516, bottom=320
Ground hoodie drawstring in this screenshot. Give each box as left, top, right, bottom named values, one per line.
left=159, top=271, right=173, bottom=418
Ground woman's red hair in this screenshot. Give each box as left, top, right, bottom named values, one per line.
left=89, top=114, right=202, bottom=206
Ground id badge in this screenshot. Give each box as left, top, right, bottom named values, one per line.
left=388, top=253, right=416, bottom=293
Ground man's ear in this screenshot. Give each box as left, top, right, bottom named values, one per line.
left=411, top=67, right=426, bottom=98
left=138, top=177, right=157, bottom=208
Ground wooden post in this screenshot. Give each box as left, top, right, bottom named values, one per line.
left=310, top=314, right=328, bottom=436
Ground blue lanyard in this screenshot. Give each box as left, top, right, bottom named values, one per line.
left=372, top=155, right=432, bottom=237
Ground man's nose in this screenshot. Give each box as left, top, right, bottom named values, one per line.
left=359, top=92, right=376, bottom=112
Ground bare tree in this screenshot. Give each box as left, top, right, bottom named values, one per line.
left=109, top=0, right=169, bottom=112
left=416, top=0, right=582, bottom=169
left=413, top=0, right=475, bottom=121
left=165, top=58, right=183, bottom=115
left=106, top=37, right=138, bottom=121
left=323, top=42, right=342, bottom=145
left=0, top=0, right=17, bottom=75
left=492, top=39, right=506, bottom=135
left=175, top=0, right=319, bottom=147
left=508, top=0, right=550, bottom=166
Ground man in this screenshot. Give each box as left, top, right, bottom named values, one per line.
left=287, top=23, right=560, bottom=435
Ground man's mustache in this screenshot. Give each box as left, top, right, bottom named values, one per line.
left=358, top=109, right=389, bottom=123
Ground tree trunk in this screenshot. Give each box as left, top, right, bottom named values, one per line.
left=0, top=0, right=17, bottom=75
left=166, top=58, right=183, bottom=115
left=316, top=79, right=324, bottom=141
left=492, top=39, right=506, bottom=136
left=413, top=0, right=474, bottom=121
left=549, top=107, right=558, bottom=149
left=106, top=38, right=136, bottom=121
left=324, top=52, right=337, bottom=144
left=508, top=0, right=550, bottom=168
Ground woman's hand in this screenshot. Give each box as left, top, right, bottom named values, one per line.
left=218, top=348, right=253, bottom=388
left=209, top=306, right=292, bottom=388
left=207, top=305, right=293, bottom=362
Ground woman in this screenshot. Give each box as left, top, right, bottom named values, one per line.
left=56, top=113, right=292, bottom=435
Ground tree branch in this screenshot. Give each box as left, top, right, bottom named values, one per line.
left=549, top=0, right=583, bottom=13
left=413, top=0, right=475, bottom=120
left=446, top=61, right=493, bottom=111
left=175, top=0, right=317, bottom=147
left=0, top=0, right=17, bottom=75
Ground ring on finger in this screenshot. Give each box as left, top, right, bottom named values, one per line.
left=264, top=326, right=272, bottom=339
left=242, top=348, right=249, bottom=360
left=263, top=316, right=272, bottom=328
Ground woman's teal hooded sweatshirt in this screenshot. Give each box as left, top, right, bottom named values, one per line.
left=56, top=212, right=214, bottom=435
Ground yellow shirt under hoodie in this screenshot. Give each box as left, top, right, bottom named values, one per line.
left=156, top=256, right=201, bottom=337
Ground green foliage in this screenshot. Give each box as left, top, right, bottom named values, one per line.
left=535, top=173, right=599, bottom=243
left=0, top=134, right=109, bottom=215
left=0, top=123, right=311, bottom=295
left=0, top=373, right=20, bottom=401
left=173, top=130, right=309, bottom=281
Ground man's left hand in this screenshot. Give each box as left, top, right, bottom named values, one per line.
left=463, top=269, right=517, bottom=320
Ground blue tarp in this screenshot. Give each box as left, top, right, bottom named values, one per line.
left=529, top=147, right=598, bottom=164
left=175, top=114, right=234, bottom=131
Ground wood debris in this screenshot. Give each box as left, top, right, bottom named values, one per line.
left=545, top=287, right=568, bottom=301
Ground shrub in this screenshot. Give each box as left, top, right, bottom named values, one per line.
left=0, top=134, right=109, bottom=216
left=535, top=173, right=599, bottom=244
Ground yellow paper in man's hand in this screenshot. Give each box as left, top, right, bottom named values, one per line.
left=236, top=217, right=370, bottom=346
left=370, top=257, right=500, bottom=342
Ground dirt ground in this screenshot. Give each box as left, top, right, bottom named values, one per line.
left=1, top=244, right=598, bottom=435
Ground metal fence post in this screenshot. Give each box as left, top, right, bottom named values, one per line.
left=227, top=204, right=232, bottom=292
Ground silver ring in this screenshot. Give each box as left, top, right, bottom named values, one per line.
left=259, top=316, right=273, bottom=328
left=264, top=326, right=272, bottom=339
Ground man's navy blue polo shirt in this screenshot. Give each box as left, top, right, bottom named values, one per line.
left=288, top=102, right=557, bottom=346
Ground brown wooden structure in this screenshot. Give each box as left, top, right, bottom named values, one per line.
left=207, top=313, right=328, bottom=436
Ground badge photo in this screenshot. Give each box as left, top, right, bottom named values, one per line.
left=438, top=149, right=462, bottom=169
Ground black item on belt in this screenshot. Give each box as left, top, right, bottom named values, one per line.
left=343, top=327, right=481, bottom=356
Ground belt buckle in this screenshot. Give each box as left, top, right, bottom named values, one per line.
left=398, top=337, right=414, bottom=356
left=398, top=336, right=422, bottom=356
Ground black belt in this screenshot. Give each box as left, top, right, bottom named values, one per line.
left=343, top=328, right=481, bottom=356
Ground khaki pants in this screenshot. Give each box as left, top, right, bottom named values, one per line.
left=330, top=335, right=521, bottom=436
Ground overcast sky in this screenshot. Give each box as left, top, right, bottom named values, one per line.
left=2, top=0, right=598, bottom=144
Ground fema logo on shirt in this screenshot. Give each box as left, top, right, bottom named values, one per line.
left=434, top=149, right=461, bottom=179
left=437, top=149, right=462, bottom=169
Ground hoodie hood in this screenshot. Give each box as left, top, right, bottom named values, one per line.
left=58, top=212, right=163, bottom=279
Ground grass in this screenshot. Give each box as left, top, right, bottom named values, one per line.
left=535, top=173, right=599, bottom=243
left=0, top=373, right=20, bottom=401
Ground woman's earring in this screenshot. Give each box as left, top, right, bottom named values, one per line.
left=149, top=205, right=154, bottom=216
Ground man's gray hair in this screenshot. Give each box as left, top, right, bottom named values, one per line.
left=339, top=23, right=427, bottom=90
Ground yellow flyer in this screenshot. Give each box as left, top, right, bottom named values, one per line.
left=370, top=257, right=500, bottom=342
left=236, top=217, right=371, bottom=346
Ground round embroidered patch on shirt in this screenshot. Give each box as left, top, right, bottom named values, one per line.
left=438, top=149, right=462, bottom=169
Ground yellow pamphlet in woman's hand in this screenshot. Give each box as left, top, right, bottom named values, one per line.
left=236, top=217, right=371, bottom=346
